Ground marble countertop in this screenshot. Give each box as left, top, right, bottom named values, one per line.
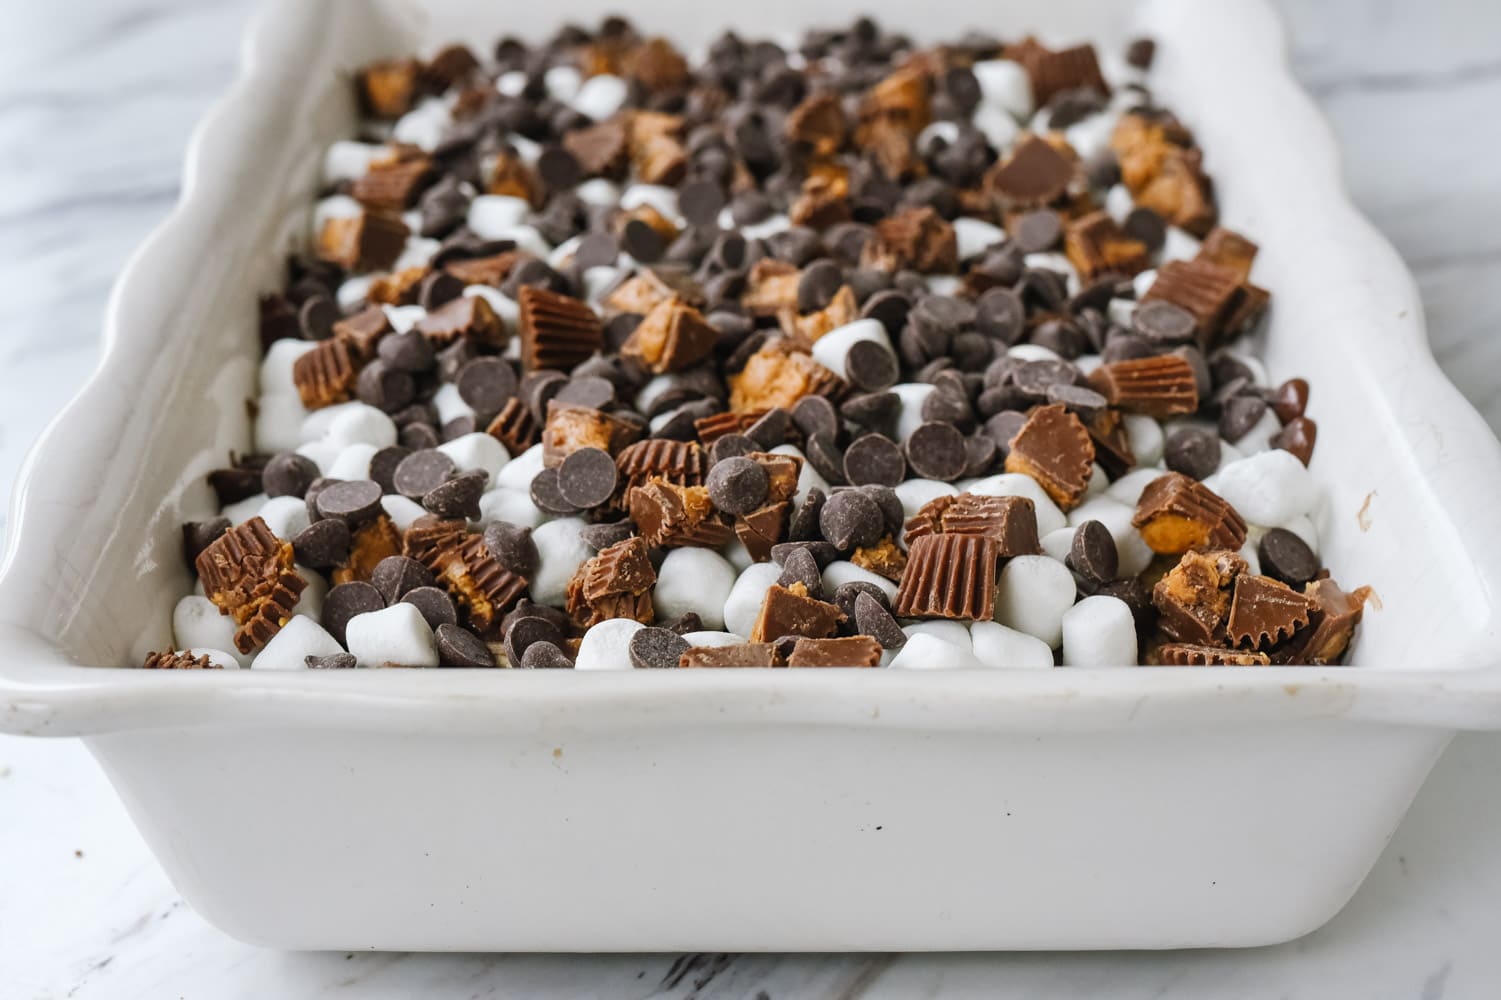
left=3, top=1, right=1500, bottom=996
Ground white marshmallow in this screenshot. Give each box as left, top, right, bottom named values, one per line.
left=327, top=442, right=378, bottom=481
left=1085, top=461, right=1109, bottom=497
left=1235, top=408, right=1284, bottom=455
left=496, top=443, right=546, bottom=491
left=1207, top=449, right=1316, bottom=528
left=739, top=213, right=791, bottom=241
left=321, top=140, right=383, bottom=185
left=255, top=394, right=309, bottom=453
left=971, top=620, right=1055, bottom=669
left=392, top=98, right=450, bottom=152
left=890, top=383, right=935, bottom=442
left=508, top=133, right=542, bottom=166
left=252, top=615, right=343, bottom=671
left=290, top=565, right=326, bottom=622
left=902, top=620, right=972, bottom=651
left=809, top=319, right=894, bottom=382
left=721, top=537, right=754, bottom=573
left=1217, top=438, right=1246, bottom=471
left=971, top=104, right=1020, bottom=152
left=1239, top=540, right=1262, bottom=577
left=1123, top=413, right=1165, bottom=467
left=173, top=595, right=250, bottom=667
left=1066, top=495, right=1154, bottom=577
left=1105, top=184, right=1135, bottom=224
left=1006, top=343, right=1062, bottom=363
left=888, top=632, right=984, bottom=670
left=1064, top=110, right=1118, bottom=161
left=972, top=59, right=1033, bottom=118
left=181, top=648, right=242, bottom=670
left=1106, top=467, right=1165, bottom=506
left=529, top=518, right=592, bottom=607
left=221, top=493, right=267, bottom=525
left=822, top=560, right=900, bottom=603
left=326, top=404, right=397, bottom=449
left=258, top=495, right=310, bottom=541
left=1107, top=296, right=1137, bottom=328
left=634, top=374, right=676, bottom=415
left=463, top=285, right=521, bottom=333
left=1132, top=269, right=1158, bottom=299
left=917, top=120, right=961, bottom=149
left=544, top=65, right=582, bottom=101
left=619, top=184, right=680, bottom=224
left=576, top=178, right=621, bottom=207
left=925, top=275, right=963, bottom=298
left=953, top=217, right=1007, bottom=260
left=380, top=494, right=429, bottom=532
left=769, top=444, right=829, bottom=511
left=345, top=603, right=439, bottom=668
left=383, top=304, right=426, bottom=334
left=438, top=432, right=509, bottom=484
left=723, top=562, right=783, bottom=638
left=467, top=195, right=531, bottom=237
left=312, top=194, right=362, bottom=236
left=894, top=479, right=958, bottom=520
left=654, top=548, right=737, bottom=630
left=261, top=339, right=317, bottom=396
left=478, top=488, right=544, bottom=529
left=964, top=473, right=1067, bottom=536
left=1060, top=595, right=1137, bottom=667
left=496, top=71, right=528, bottom=97
left=679, top=631, right=743, bottom=649
left=1161, top=227, right=1202, bottom=264
left=1279, top=513, right=1320, bottom=556
left=337, top=274, right=377, bottom=311
left=1076, top=354, right=1105, bottom=376
left=582, top=265, right=626, bottom=303
left=1040, top=526, right=1077, bottom=564
left=574, top=618, right=645, bottom=670
left=432, top=382, right=474, bottom=425
left=995, top=555, right=1078, bottom=648
left=572, top=73, right=628, bottom=120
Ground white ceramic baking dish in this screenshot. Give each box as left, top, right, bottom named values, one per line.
left=5, top=0, right=1501, bottom=952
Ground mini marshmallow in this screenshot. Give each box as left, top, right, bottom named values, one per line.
left=1208, top=449, right=1316, bottom=528
left=221, top=493, right=267, bottom=525
left=1220, top=350, right=1269, bottom=387
left=1217, top=438, right=1246, bottom=470
left=529, top=518, right=593, bottom=607
left=261, top=339, right=317, bottom=396
left=895, top=478, right=958, bottom=520
left=255, top=394, right=309, bottom=453
left=1076, top=354, right=1105, bottom=376
left=291, top=565, right=326, bottom=622
left=393, top=237, right=441, bottom=272
left=574, top=618, right=645, bottom=670
left=337, top=274, right=378, bottom=311
left=1040, top=526, right=1077, bottom=564
left=995, top=555, right=1079, bottom=649
left=902, top=620, right=972, bottom=652
left=723, top=562, right=783, bottom=638
left=312, top=194, right=362, bottom=235
left=327, top=442, right=378, bottom=481
left=576, top=178, right=621, bottom=206
left=972, top=59, right=1033, bottom=118
left=1063, top=110, right=1118, bottom=162
left=182, top=648, right=242, bottom=670
left=295, top=439, right=340, bottom=474
left=433, top=382, right=475, bottom=424
left=463, top=285, right=521, bottom=331
left=252, top=615, right=343, bottom=671
left=888, top=632, right=984, bottom=670
left=970, top=104, right=1020, bottom=152
left=679, top=631, right=742, bottom=649
left=769, top=444, right=829, bottom=511
left=965, top=473, right=1068, bottom=536
left=383, top=303, right=426, bottom=334
left=926, top=275, right=963, bottom=298
left=619, top=184, right=680, bottom=224
left=508, top=133, right=542, bottom=166
left=173, top=595, right=250, bottom=667
left=496, top=70, right=527, bottom=97
left=544, top=65, right=582, bottom=101
left=572, top=73, right=628, bottom=120
left=721, top=537, right=754, bottom=573
left=1107, top=296, right=1137, bottom=328
left=582, top=265, right=626, bottom=303
left=970, top=621, right=1055, bottom=669
left=478, top=488, right=544, bottom=529
left=809, top=319, right=894, bottom=382
left=392, top=99, right=449, bottom=152
left=1235, top=408, right=1283, bottom=455
left=1085, top=461, right=1109, bottom=497
left=822, top=560, right=900, bottom=603
left=953, top=217, right=1007, bottom=260
left=1132, top=269, right=1158, bottom=299
left=1060, top=595, right=1137, bottom=667
left=1006, top=343, right=1063, bottom=364
left=890, top=383, right=935, bottom=442
left=1161, top=227, right=1202, bottom=264
left=380, top=494, right=428, bottom=531
left=917, top=120, right=961, bottom=149
left=654, top=548, right=737, bottom=630
left=1239, top=540, right=1262, bottom=577
left=467, top=195, right=531, bottom=237
left=325, top=404, right=397, bottom=449
left=321, top=140, right=383, bottom=185
left=346, top=602, right=439, bottom=668
left=739, top=213, right=791, bottom=241
left=1066, top=495, right=1154, bottom=577
left=1123, top=413, right=1165, bottom=467
left=634, top=374, right=676, bottom=415
left=1279, top=513, right=1320, bottom=555
left=496, top=443, right=547, bottom=491
left=438, top=432, right=509, bottom=484
left=1105, top=184, right=1134, bottom=223
left=258, top=495, right=310, bottom=541
left=1106, top=467, right=1165, bottom=506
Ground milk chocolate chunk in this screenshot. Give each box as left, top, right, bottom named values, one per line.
left=1157, top=643, right=1270, bottom=667
left=566, top=536, right=657, bottom=627
left=1132, top=472, right=1248, bottom=555
left=485, top=397, right=540, bottom=455
left=986, top=135, right=1074, bottom=207
left=518, top=286, right=604, bottom=372
left=680, top=643, right=783, bottom=668
left=893, top=533, right=999, bottom=621
left=316, top=212, right=409, bottom=273
left=1087, top=356, right=1199, bottom=419
left=292, top=337, right=363, bottom=409
left=1280, top=578, right=1369, bottom=664
left=542, top=401, right=643, bottom=467
left=1064, top=211, right=1150, bottom=280
left=195, top=516, right=307, bottom=653
left=749, top=582, right=846, bottom=642
left=734, top=501, right=792, bottom=563
left=859, top=206, right=958, bottom=274
left=1140, top=260, right=1242, bottom=347
left=628, top=480, right=734, bottom=549
left=1003, top=403, right=1095, bottom=511
left=1150, top=548, right=1247, bottom=645
left=564, top=119, right=631, bottom=179
left=142, top=649, right=220, bottom=670
left=1005, top=38, right=1110, bottom=106
left=350, top=154, right=433, bottom=212
left=619, top=297, right=719, bottom=374
left=787, top=635, right=882, bottom=668
left=903, top=493, right=1040, bottom=557
left=1226, top=574, right=1317, bottom=651
left=416, top=294, right=507, bottom=350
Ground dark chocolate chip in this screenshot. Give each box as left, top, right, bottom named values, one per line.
left=1045, top=383, right=1109, bottom=420
left=292, top=517, right=352, bottom=569
left=860, top=289, right=912, bottom=336
left=820, top=488, right=884, bottom=551
left=321, top=581, right=385, bottom=646
left=975, top=287, right=1026, bottom=344
left=1012, top=209, right=1062, bottom=253
left=418, top=270, right=465, bottom=311
left=805, top=433, right=847, bottom=486
left=456, top=357, right=519, bottom=418
left=745, top=408, right=792, bottom=450
left=371, top=555, right=436, bottom=604
left=629, top=627, right=690, bottom=669
left=435, top=622, right=496, bottom=667
left=1258, top=528, right=1320, bottom=587
left=422, top=469, right=486, bottom=519
left=1069, top=520, right=1119, bottom=586
left=528, top=466, right=582, bottom=515
left=437, top=338, right=482, bottom=382
left=797, top=259, right=845, bottom=313
left=984, top=410, right=1028, bottom=456
left=578, top=520, right=634, bottom=552
left=368, top=445, right=411, bottom=495
left=788, top=487, right=826, bottom=542
left=1219, top=395, right=1268, bottom=443
left=379, top=329, right=437, bottom=373
left=679, top=178, right=728, bottom=229
left=835, top=580, right=890, bottom=622
left=708, top=433, right=757, bottom=465
left=840, top=392, right=900, bottom=437
left=1164, top=426, right=1221, bottom=480
left=554, top=374, right=616, bottom=410
left=963, top=434, right=999, bottom=478
left=904, top=421, right=967, bottom=482
left=1123, top=207, right=1167, bottom=253
left=182, top=517, right=230, bottom=568
left=845, top=339, right=899, bottom=391
left=1132, top=300, right=1197, bottom=344
left=772, top=540, right=841, bottom=569
left=484, top=521, right=539, bottom=577
left=262, top=452, right=321, bottom=499
left=399, top=585, right=458, bottom=630
left=315, top=479, right=384, bottom=524
left=862, top=484, right=905, bottom=538
left=792, top=395, right=839, bottom=442
left=574, top=231, right=621, bottom=270
left=658, top=611, right=702, bottom=634
left=557, top=447, right=619, bottom=508
left=853, top=591, right=905, bottom=650
left=706, top=455, right=770, bottom=515
left=298, top=295, right=337, bottom=340
left=519, top=641, right=573, bottom=669
left=306, top=652, right=358, bottom=669
left=1126, top=37, right=1157, bottom=70
left=621, top=219, right=665, bottom=263
left=401, top=422, right=441, bottom=451
left=1270, top=377, right=1310, bottom=424
left=842, top=433, right=906, bottom=487
left=537, top=145, right=581, bottom=189
left=357, top=360, right=417, bottom=413
left=776, top=545, right=825, bottom=599
left=394, top=449, right=457, bottom=499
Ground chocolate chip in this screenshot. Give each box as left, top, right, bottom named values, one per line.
left=574, top=231, right=620, bottom=270
left=322, top=581, right=385, bottom=645
left=854, top=591, right=905, bottom=649
left=537, top=145, right=581, bottom=189
left=182, top=518, right=230, bottom=568
left=505, top=615, right=564, bottom=666
left=708, top=433, right=756, bottom=465
left=842, top=433, right=906, bottom=487
left=456, top=357, right=519, bottom=418
left=419, top=177, right=469, bottom=238
left=1013, top=359, right=1081, bottom=399
left=396, top=585, right=456, bottom=630
left=1270, top=377, right=1309, bottom=424
left=394, top=449, right=457, bottom=499
left=554, top=374, right=617, bottom=410
left=792, top=395, right=839, bottom=442
left=379, top=329, right=436, bottom=373
left=292, top=517, right=352, bottom=569
left=357, top=360, right=417, bottom=413
left=306, top=652, right=358, bottom=669
left=844, top=339, right=898, bottom=392
left=1132, top=300, right=1196, bottom=344
left=621, top=219, right=665, bottom=263
left=1219, top=395, right=1267, bottom=443
left=860, top=289, right=912, bottom=336
left=1258, top=528, right=1320, bottom=587
left=820, top=488, right=884, bottom=551
left=1272, top=416, right=1317, bottom=466
left=679, top=178, right=727, bottom=229
left=904, top=422, right=967, bottom=482
left=840, top=392, right=900, bottom=437
left=1013, top=209, right=1062, bottom=253
left=556, top=447, right=619, bottom=509
left=529, top=466, right=581, bottom=515
left=797, top=259, right=844, bottom=313
left=371, top=555, right=435, bottom=604
left=628, top=627, right=690, bottom=669
left=578, top=520, right=634, bottom=551
left=1126, top=37, right=1157, bottom=69
left=984, top=410, right=1028, bottom=456
left=303, top=476, right=337, bottom=523
left=706, top=455, right=770, bottom=515
left=315, top=479, right=384, bottom=524
left=1069, top=520, right=1119, bottom=586
left=423, top=469, right=486, bottom=519
left=435, top=622, right=496, bottom=667
left=805, top=433, right=847, bottom=486
left=418, top=270, right=465, bottom=311
left=963, top=434, right=999, bottom=478
left=1164, top=426, right=1221, bottom=480
left=788, top=487, right=825, bottom=542
left=363, top=446, right=407, bottom=495
left=776, top=545, right=825, bottom=599
left=832, top=579, right=888, bottom=622
left=1122, top=207, right=1166, bottom=253
left=519, top=641, right=573, bottom=669
left=479, top=521, right=536, bottom=578
left=1045, top=383, right=1108, bottom=420
left=401, top=422, right=441, bottom=451
left=976, top=287, right=1025, bottom=344
left=773, top=541, right=841, bottom=570
left=298, top=295, right=338, bottom=340
left=262, top=452, right=321, bottom=498
left=743, top=408, right=790, bottom=450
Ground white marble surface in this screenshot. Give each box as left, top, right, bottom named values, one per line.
left=2, top=1, right=1500, bottom=996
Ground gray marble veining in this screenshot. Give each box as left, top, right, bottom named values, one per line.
left=2, top=1, right=1500, bottom=996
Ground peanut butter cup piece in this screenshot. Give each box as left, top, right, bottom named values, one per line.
left=485, top=398, right=541, bottom=455
left=1132, top=472, right=1247, bottom=555
left=1157, top=643, right=1270, bottom=667
left=628, top=480, right=734, bottom=549
left=195, top=516, right=307, bottom=653
left=1003, top=403, right=1095, bottom=511
left=680, top=643, right=783, bottom=668
left=518, top=286, right=604, bottom=372
left=142, top=649, right=220, bottom=670
left=416, top=294, right=508, bottom=350
left=1087, top=355, right=1199, bottom=418
left=893, top=533, right=999, bottom=621
left=859, top=206, right=958, bottom=274
left=1150, top=548, right=1247, bottom=645
left=786, top=636, right=882, bottom=668
left=903, top=493, right=1041, bottom=557
left=748, top=583, right=847, bottom=643
left=316, top=212, right=409, bottom=273
left=1226, top=573, right=1317, bottom=652
left=542, top=401, right=643, bottom=467
left=619, top=297, right=719, bottom=374
left=1140, top=260, right=1242, bottom=347
left=986, top=135, right=1074, bottom=207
